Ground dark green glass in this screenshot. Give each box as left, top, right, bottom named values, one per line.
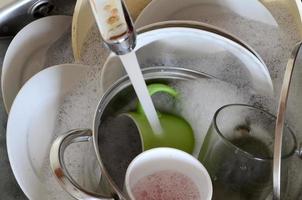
left=198, top=104, right=297, bottom=200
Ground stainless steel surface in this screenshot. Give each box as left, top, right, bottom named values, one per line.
left=50, top=67, right=212, bottom=200
left=0, top=0, right=54, bottom=37
left=106, top=0, right=136, bottom=55
left=90, top=0, right=136, bottom=55
left=273, top=42, right=302, bottom=200
left=50, top=129, right=114, bottom=200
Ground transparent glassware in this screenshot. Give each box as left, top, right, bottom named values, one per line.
left=198, top=104, right=298, bottom=200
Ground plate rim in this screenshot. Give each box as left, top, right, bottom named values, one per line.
left=134, top=0, right=278, bottom=28
left=6, top=64, right=88, bottom=200
left=101, top=23, right=273, bottom=95
left=1, top=15, right=72, bottom=113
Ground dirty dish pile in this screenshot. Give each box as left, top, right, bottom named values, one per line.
left=49, top=15, right=275, bottom=199
left=49, top=67, right=248, bottom=199
left=1, top=15, right=73, bottom=112
left=3, top=0, right=302, bottom=200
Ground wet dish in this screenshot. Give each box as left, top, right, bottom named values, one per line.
left=1, top=15, right=72, bottom=112
left=6, top=64, right=89, bottom=200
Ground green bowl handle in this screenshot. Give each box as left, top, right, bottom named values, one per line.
left=137, top=83, right=178, bottom=115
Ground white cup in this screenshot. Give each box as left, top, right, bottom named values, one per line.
left=125, top=147, right=213, bottom=200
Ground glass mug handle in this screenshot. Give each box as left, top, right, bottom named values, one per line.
left=49, top=129, right=115, bottom=200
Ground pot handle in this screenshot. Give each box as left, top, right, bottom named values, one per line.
left=50, top=129, right=115, bottom=200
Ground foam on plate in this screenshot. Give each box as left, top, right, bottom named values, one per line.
left=38, top=1, right=302, bottom=199
left=39, top=66, right=103, bottom=199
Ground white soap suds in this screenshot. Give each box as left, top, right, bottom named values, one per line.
left=44, top=29, right=74, bottom=67
left=79, top=24, right=110, bottom=66
left=33, top=2, right=302, bottom=199
left=173, top=78, right=250, bottom=156
left=38, top=66, right=104, bottom=199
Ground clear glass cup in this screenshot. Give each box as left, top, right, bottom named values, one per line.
left=198, top=104, right=298, bottom=200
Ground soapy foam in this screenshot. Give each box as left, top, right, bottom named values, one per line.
left=33, top=2, right=301, bottom=199
left=79, top=24, right=110, bottom=66
left=44, top=29, right=74, bottom=67
left=172, top=78, right=250, bottom=156
left=132, top=170, right=200, bottom=200
left=38, top=66, right=104, bottom=199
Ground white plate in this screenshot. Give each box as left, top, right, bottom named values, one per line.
left=135, top=0, right=278, bottom=28
left=1, top=15, right=72, bottom=113
left=101, top=25, right=273, bottom=95
left=7, top=64, right=89, bottom=200
left=133, top=0, right=302, bottom=97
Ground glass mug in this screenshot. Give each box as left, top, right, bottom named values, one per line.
left=198, top=104, right=300, bottom=200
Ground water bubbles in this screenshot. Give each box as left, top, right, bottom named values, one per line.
left=44, top=29, right=74, bottom=68
left=132, top=170, right=200, bottom=200
left=80, top=23, right=110, bottom=66
left=173, top=78, right=250, bottom=156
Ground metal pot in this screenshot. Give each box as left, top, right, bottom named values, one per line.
left=50, top=67, right=214, bottom=199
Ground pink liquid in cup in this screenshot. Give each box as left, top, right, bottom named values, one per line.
left=131, top=170, right=201, bottom=200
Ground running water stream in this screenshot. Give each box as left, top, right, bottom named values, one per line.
left=90, top=0, right=163, bottom=134
left=119, top=52, right=163, bottom=134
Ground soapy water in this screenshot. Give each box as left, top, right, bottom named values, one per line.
left=97, top=77, right=251, bottom=189
left=173, top=78, right=250, bottom=156
left=34, top=2, right=302, bottom=199
left=132, top=170, right=200, bottom=200
left=43, top=72, right=298, bottom=199
left=38, top=67, right=103, bottom=199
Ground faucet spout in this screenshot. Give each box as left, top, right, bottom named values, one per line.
left=89, top=0, right=136, bottom=55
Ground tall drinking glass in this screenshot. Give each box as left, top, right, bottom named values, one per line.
left=198, top=104, right=297, bottom=200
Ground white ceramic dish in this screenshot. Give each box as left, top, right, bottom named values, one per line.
left=1, top=15, right=72, bottom=113
left=101, top=24, right=273, bottom=96
left=116, top=0, right=302, bottom=100
left=135, top=0, right=278, bottom=28
left=6, top=64, right=88, bottom=200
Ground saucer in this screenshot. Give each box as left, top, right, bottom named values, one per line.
left=6, top=64, right=89, bottom=200
left=1, top=15, right=72, bottom=113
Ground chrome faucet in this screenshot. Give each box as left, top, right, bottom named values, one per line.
left=0, top=0, right=55, bottom=37
left=89, top=0, right=136, bottom=55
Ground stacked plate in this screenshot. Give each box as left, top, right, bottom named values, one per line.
left=3, top=0, right=302, bottom=199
